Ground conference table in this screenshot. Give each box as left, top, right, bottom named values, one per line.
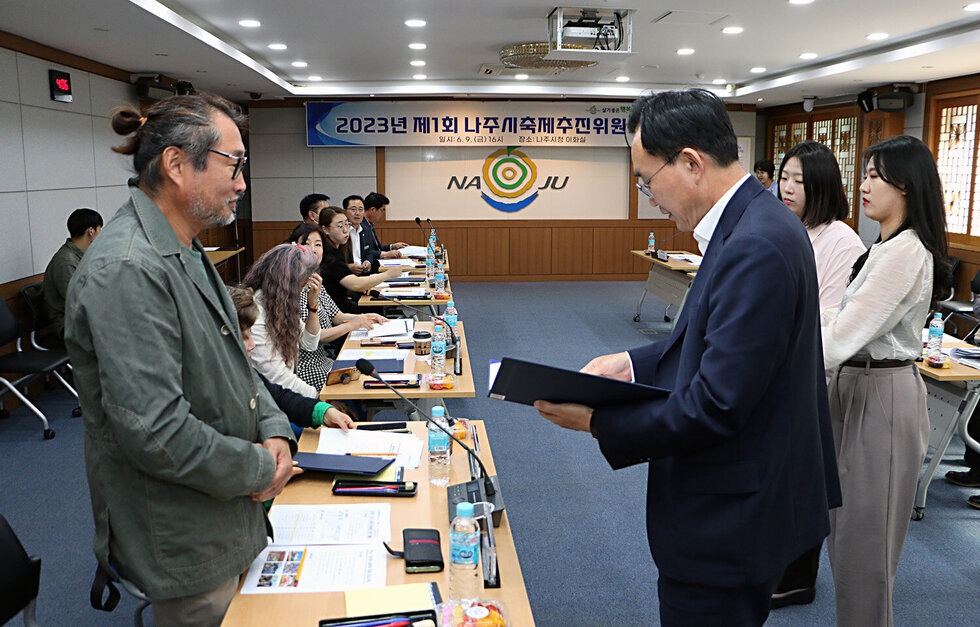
left=629, top=249, right=699, bottom=323
left=220, top=421, right=536, bottom=626
left=204, top=247, right=245, bottom=266
left=913, top=336, right=980, bottom=520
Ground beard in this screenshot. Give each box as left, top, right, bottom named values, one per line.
left=189, top=194, right=239, bottom=227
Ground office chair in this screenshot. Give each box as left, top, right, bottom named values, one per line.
left=0, top=514, right=41, bottom=627
left=18, top=283, right=82, bottom=417
left=0, top=298, right=77, bottom=439
left=938, top=262, right=980, bottom=331
left=90, top=562, right=151, bottom=627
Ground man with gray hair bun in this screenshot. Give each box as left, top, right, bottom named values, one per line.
left=65, top=93, right=295, bottom=626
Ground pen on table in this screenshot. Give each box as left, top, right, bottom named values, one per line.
left=326, top=617, right=412, bottom=627
left=335, top=484, right=403, bottom=491
left=334, top=487, right=401, bottom=494
left=345, top=452, right=398, bottom=456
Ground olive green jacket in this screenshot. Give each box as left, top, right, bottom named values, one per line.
left=65, top=186, right=296, bottom=600
left=42, top=238, right=84, bottom=337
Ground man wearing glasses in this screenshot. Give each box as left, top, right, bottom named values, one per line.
left=65, top=93, right=295, bottom=626
left=535, top=89, right=840, bottom=626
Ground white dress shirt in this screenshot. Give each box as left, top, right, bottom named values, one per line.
left=692, top=173, right=752, bottom=255
left=248, top=290, right=320, bottom=397
left=350, top=224, right=363, bottom=264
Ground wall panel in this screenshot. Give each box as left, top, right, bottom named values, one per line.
left=0, top=100, right=26, bottom=192
left=0, top=192, right=33, bottom=283
left=466, top=229, right=509, bottom=275
left=551, top=227, right=593, bottom=275
left=22, top=107, right=96, bottom=190
left=593, top=227, right=639, bottom=274
left=509, top=227, right=552, bottom=275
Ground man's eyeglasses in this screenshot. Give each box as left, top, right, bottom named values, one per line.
left=635, top=151, right=681, bottom=200
left=209, top=148, right=248, bottom=180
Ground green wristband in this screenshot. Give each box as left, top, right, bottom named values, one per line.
left=312, top=402, right=333, bottom=428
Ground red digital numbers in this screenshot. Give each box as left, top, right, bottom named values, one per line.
left=55, top=78, right=70, bottom=91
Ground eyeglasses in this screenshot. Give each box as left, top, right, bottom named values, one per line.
left=209, top=148, right=248, bottom=180
left=635, top=151, right=681, bottom=200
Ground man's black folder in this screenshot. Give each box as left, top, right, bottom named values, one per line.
left=488, top=357, right=669, bottom=407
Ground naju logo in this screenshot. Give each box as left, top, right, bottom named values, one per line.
left=446, top=147, right=568, bottom=213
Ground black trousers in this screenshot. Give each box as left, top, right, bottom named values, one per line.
left=967, top=403, right=980, bottom=468
left=657, top=572, right=781, bottom=627
left=775, top=543, right=821, bottom=591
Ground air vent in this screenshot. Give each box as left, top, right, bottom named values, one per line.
left=480, top=64, right=565, bottom=77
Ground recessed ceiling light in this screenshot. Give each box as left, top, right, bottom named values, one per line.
left=676, top=48, right=695, bottom=55
left=238, top=19, right=261, bottom=28
left=788, top=0, right=814, bottom=4
left=291, top=61, right=308, bottom=68
left=405, top=19, right=426, bottom=27
left=965, top=3, right=980, bottom=10
left=921, top=65, right=934, bottom=69
left=799, top=52, right=818, bottom=60
left=712, top=79, right=726, bottom=85
left=413, top=74, right=427, bottom=80
left=369, top=94, right=375, bottom=97
left=616, top=76, right=630, bottom=82
left=514, top=74, right=529, bottom=80
left=750, top=66, right=767, bottom=73
left=866, top=32, right=889, bottom=41
left=722, top=26, right=744, bottom=34
left=410, top=60, right=426, bottom=67
left=757, top=97, right=764, bottom=102
left=409, top=42, right=427, bottom=50
left=268, top=43, right=287, bottom=50
left=308, top=75, right=322, bottom=81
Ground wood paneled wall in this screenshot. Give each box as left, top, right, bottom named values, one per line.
left=252, top=220, right=696, bottom=281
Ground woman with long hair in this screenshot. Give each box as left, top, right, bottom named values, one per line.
left=821, top=135, right=951, bottom=626
left=242, top=244, right=324, bottom=397
left=289, top=223, right=386, bottom=390
left=770, top=140, right=869, bottom=609
left=318, top=207, right=402, bottom=313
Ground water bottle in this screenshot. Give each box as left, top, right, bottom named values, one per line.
left=429, top=230, right=438, bottom=255
left=449, top=501, right=481, bottom=605
left=647, top=231, right=656, bottom=252
left=435, top=261, right=446, bottom=293
left=927, top=312, right=944, bottom=362
left=426, top=249, right=435, bottom=285
left=428, top=406, right=450, bottom=486
left=431, top=321, right=446, bottom=375
left=444, top=301, right=458, bottom=331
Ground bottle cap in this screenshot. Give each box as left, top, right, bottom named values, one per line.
left=934, top=313, right=942, bottom=319
left=432, top=405, right=445, bottom=417
left=455, top=501, right=474, bottom=518
left=447, top=300, right=455, bottom=307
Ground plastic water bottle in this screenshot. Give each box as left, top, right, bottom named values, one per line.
left=444, top=301, right=458, bottom=331
left=426, top=248, right=435, bottom=285
left=431, top=321, right=446, bottom=375
left=429, top=230, right=438, bottom=255
left=647, top=231, right=656, bottom=252
left=927, top=312, right=944, bottom=362
left=449, top=501, right=481, bottom=605
left=435, top=261, right=446, bottom=293
left=428, top=406, right=450, bottom=486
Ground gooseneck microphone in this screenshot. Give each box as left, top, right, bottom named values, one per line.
left=367, top=290, right=462, bottom=376
left=650, top=230, right=687, bottom=262
left=414, top=216, right=428, bottom=246
left=355, top=359, right=496, bottom=497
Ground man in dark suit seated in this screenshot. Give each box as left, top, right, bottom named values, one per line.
left=362, top=192, right=408, bottom=261
left=535, top=88, right=840, bottom=626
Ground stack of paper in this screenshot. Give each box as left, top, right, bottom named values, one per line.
left=316, top=428, right=424, bottom=469
left=668, top=253, right=702, bottom=266
left=949, top=345, right=980, bottom=370
left=380, top=258, right=420, bottom=268
left=399, top=245, right=429, bottom=257
left=379, top=287, right=428, bottom=298
left=367, top=318, right=414, bottom=339
left=240, top=503, right=392, bottom=594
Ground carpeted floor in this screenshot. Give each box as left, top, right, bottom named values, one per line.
left=1, top=280, right=977, bottom=625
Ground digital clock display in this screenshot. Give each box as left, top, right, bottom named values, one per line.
left=48, top=69, right=72, bottom=103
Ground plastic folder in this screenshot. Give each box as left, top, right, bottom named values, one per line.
left=293, top=452, right=395, bottom=475
left=488, top=357, right=669, bottom=406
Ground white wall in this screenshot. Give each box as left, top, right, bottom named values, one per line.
left=0, top=48, right=138, bottom=283
left=248, top=107, right=377, bottom=221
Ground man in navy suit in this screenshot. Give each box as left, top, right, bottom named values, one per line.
left=536, top=89, right=840, bottom=626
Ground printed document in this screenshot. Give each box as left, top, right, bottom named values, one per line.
left=316, top=428, right=424, bottom=469
left=268, top=503, right=392, bottom=545
left=240, top=544, right=386, bottom=594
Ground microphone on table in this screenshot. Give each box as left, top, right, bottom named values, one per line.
left=651, top=231, right=685, bottom=262
left=367, top=290, right=462, bottom=376
left=426, top=218, right=447, bottom=257
left=414, top=216, right=428, bottom=246
left=355, top=358, right=504, bottom=529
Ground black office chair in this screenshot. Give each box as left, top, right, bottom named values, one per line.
left=0, top=514, right=41, bottom=627
left=938, top=263, right=980, bottom=330
left=18, top=282, right=64, bottom=351
left=0, top=298, right=77, bottom=439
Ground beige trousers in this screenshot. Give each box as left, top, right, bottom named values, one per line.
left=152, top=575, right=239, bottom=627
left=826, top=363, right=929, bottom=627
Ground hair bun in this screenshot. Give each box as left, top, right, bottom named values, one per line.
left=110, top=106, right=142, bottom=136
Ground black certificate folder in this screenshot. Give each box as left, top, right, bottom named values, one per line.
left=293, top=452, right=394, bottom=476
left=488, top=357, right=669, bottom=407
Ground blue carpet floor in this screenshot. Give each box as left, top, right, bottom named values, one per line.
left=1, top=280, right=978, bottom=625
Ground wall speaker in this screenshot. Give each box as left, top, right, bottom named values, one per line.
left=857, top=90, right=875, bottom=113
left=876, top=92, right=913, bottom=112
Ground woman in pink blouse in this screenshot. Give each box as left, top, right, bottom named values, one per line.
left=770, top=140, right=866, bottom=610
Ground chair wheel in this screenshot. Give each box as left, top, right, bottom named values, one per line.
left=72, top=406, right=82, bottom=417
left=664, top=315, right=671, bottom=322
left=633, top=314, right=641, bottom=322
left=911, top=507, right=924, bottom=521
left=44, top=428, right=56, bottom=440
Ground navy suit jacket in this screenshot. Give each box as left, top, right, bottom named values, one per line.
left=592, top=176, right=841, bottom=587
